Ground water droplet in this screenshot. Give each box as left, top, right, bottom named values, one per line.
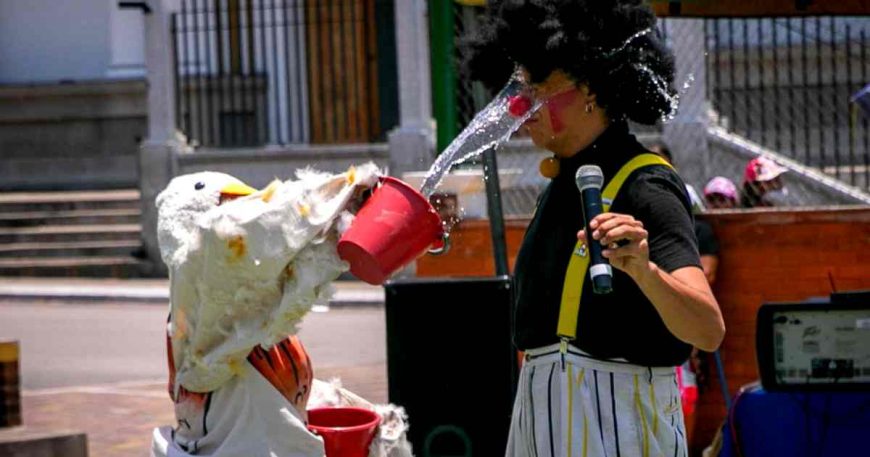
left=682, top=73, right=695, bottom=91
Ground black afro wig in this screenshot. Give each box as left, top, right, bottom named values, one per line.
left=462, top=0, right=677, bottom=125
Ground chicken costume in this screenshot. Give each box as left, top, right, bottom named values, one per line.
left=149, top=164, right=410, bottom=457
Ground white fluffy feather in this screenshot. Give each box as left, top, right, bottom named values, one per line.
left=156, top=163, right=381, bottom=393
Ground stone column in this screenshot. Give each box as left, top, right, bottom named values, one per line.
left=388, top=0, right=435, bottom=177
left=139, top=0, right=184, bottom=276
left=662, top=19, right=711, bottom=192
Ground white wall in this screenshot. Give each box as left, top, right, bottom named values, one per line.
left=0, top=0, right=145, bottom=84
left=108, top=5, right=146, bottom=78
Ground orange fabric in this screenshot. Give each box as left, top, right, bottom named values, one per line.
left=166, top=331, right=313, bottom=415
left=248, top=336, right=314, bottom=413
left=166, top=332, right=209, bottom=407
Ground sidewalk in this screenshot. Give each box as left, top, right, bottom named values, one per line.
left=3, top=297, right=388, bottom=457
left=0, top=278, right=387, bottom=456
left=20, top=364, right=387, bottom=457
left=0, top=278, right=385, bottom=306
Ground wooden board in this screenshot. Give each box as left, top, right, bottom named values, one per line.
left=305, top=0, right=379, bottom=144
left=651, top=0, right=870, bottom=17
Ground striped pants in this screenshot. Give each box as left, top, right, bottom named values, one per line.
left=506, top=344, right=688, bottom=457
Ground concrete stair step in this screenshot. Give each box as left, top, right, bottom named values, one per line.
left=0, top=240, right=142, bottom=258
left=0, top=224, right=141, bottom=244
left=0, top=208, right=141, bottom=227
left=0, top=256, right=144, bottom=278
left=0, top=189, right=140, bottom=212
left=0, top=189, right=145, bottom=278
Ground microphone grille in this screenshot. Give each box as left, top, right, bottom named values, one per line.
left=575, top=165, right=604, bottom=190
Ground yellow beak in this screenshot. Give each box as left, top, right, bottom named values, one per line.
left=219, top=182, right=257, bottom=198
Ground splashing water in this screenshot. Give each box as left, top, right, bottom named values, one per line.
left=633, top=63, right=679, bottom=121
left=633, top=64, right=694, bottom=123
left=419, top=77, right=541, bottom=198
left=682, top=74, right=695, bottom=91
left=600, top=27, right=654, bottom=59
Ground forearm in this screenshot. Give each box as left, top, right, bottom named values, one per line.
left=631, top=263, right=725, bottom=351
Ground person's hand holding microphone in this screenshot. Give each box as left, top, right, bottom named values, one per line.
left=575, top=165, right=650, bottom=285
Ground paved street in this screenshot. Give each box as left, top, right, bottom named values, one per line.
left=0, top=301, right=166, bottom=390
left=0, top=300, right=388, bottom=457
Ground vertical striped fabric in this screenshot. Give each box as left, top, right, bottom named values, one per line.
left=506, top=344, right=687, bottom=457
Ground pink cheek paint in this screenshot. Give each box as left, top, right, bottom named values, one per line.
left=545, top=89, right=579, bottom=134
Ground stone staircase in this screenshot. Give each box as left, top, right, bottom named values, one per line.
left=0, top=189, right=146, bottom=277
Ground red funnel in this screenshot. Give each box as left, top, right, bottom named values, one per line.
left=338, top=177, right=443, bottom=285
left=308, top=407, right=381, bottom=457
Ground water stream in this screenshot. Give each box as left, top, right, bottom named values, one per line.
left=419, top=76, right=541, bottom=198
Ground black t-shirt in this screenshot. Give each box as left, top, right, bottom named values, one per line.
left=512, top=122, right=701, bottom=367
left=694, top=219, right=719, bottom=257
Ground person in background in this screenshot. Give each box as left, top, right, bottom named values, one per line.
left=649, top=147, right=731, bottom=442
left=741, top=157, right=789, bottom=208
left=678, top=177, right=739, bottom=442
left=704, top=176, right=739, bottom=210
left=636, top=143, right=726, bottom=448
left=697, top=176, right=737, bottom=286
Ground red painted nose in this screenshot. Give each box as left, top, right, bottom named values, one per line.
left=508, top=95, right=533, bottom=117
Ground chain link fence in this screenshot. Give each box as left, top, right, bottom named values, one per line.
left=447, top=4, right=870, bottom=218
left=664, top=16, right=870, bottom=209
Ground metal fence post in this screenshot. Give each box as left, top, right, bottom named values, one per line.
left=429, top=0, right=458, bottom=153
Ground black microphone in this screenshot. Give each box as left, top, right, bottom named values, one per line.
left=575, top=165, right=613, bottom=294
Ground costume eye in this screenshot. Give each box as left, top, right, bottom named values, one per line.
left=194, top=182, right=205, bottom=190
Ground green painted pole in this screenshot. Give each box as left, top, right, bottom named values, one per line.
left=429, top=0, right=458, bottom=153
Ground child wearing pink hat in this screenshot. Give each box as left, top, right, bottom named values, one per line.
left=703, top=176, right=738, bottom=209
left=741, top=157, right=788, bottom=207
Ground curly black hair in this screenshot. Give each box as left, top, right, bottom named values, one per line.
left=462, top=0, right=677, bottom=125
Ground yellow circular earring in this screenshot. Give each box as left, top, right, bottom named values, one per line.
left=539, top=156, right=560, bottom=178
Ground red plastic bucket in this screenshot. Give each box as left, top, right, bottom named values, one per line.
left=338, top=176, right=443, bottom=285
left=307, top=407, right=381, bottom=457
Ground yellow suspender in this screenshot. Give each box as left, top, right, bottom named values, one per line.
left=556, top=154, right=673, bottom=341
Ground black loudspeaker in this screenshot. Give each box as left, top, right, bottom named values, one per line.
left=385, top=276, right=517, bottom=457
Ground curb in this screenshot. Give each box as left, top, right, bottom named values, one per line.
left=0, top=284, right=384, bottom=307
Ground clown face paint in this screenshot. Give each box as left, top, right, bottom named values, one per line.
left=544, top=88, right=580, bottom=134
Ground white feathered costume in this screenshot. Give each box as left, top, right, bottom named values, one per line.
left=149, top=164, right=411, bottom=457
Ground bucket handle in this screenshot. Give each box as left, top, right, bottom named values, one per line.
left=427, top=232, right=450, bottom=256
